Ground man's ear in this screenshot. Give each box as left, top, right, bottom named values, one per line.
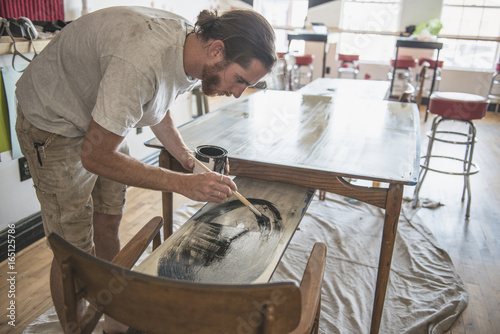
left=208, top=40, right=225, bottom=60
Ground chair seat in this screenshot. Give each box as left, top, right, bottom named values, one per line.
left=295, top=54, right=314, bottom=65
left=429, top=92, right=489, bottom=120
left=391, top=56, right=418, bottom=68
left=339, top=54, right=359, bottom=62
left=419, top=57, right=444, bottom=68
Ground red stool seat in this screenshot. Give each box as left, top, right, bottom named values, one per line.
left=391, top=56, right=418, bottom=68
left=429, top=92, right=488, bottom=120
left=277, top=52, right=287, bottom=59
left=419, top=57, right=444, bottom=68
left=496, top=61, right=500, bottom=73
left=338, top=54, right=360, bottom=78
left=295, top=54, right=314, bottom=66
left=338, top=54, right=359, bottom=62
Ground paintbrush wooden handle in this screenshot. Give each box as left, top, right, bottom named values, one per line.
left=188, top=152, right=212, bottom=173
left=233, top=190, right=251, bottom=206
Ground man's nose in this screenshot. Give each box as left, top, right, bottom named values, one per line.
left=231, top=86, right=247, bottom=99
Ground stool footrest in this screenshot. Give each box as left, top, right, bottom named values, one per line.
left=420, top=155, right=480, bottom=176
left=426, top=130, right=477, bottom=145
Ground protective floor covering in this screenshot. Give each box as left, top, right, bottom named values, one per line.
left=24, top=192, right=467, bottom=334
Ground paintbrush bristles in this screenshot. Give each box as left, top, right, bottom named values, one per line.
left=249, top=204, right=264, bottom=217
left=188, top=152, right=264, bottom=217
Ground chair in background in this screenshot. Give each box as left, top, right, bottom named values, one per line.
left=488, top=59, right=500, bottom=113
left=388, top=56, right=418, bottom=98
left=290, top=54, right=314, bottom=90
left=399, top=83, right=416, bottom=103
left=191, top=83, right=210, bottom=117
left=337, top=54, right=360, bottom=79
left=417, top=57, right=444, bottom=95
left=48, top=218, right=327, bottom=334
left=415, top=61, right=430, bottom=111
left=413, top=92, right=489, bottom=219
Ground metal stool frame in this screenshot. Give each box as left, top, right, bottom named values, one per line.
left=488, top=71, right=500, bottom=113
left=413, top=116, right=480, bottom=218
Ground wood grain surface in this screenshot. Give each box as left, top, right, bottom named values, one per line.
left=135, top=176, right=315, bottom=284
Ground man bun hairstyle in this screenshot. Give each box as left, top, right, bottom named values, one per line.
left=194, top=9, right=277, bottom=72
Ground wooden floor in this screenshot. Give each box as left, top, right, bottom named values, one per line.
left=1, top=105, right=499, bottom=334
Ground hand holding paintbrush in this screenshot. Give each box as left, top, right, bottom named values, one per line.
left=188, top=152, right=263, bottom=217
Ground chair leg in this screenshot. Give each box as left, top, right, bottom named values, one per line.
left=462, top=122, right=477, bottom=219
left=413, top=116, right=440, bottom=208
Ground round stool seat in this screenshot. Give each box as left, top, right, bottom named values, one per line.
left=295, top=54, right=314, bottom=65
left=277, top=52, right=287, bottom=59
left=339, top=54, right=359, bottom=62
left=419, top=57, right=444, bottom=68
left=391, top=56, right=418, bottom=68
left=496, top=61, right=500, bottom=73
left=429, top=92, right=489, bottom=120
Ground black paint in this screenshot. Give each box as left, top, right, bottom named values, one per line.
left=157, top=199, right=283, bottom=282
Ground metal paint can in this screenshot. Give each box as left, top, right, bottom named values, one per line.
left=193, top=145, right=228, bottom=175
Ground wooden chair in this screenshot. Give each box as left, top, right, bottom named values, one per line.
left=399, top=83, right=415, bottom=103
left=48, top=216, right=327, bottom=334
left=416, top=61, right=430, bottom=109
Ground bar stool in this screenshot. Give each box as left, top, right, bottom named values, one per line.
left=488, top=59, right=500, bottom=113
left=290, top=54, right=314, bottom=90
left=413, top=92, right=489, bottom=218
left=388, top=56, right=418, bottom=96
left=273, top=52, right=293, bottom=90
left=337, top=54, right=360, bottom=79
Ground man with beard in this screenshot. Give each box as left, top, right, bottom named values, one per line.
left=15, top=6, right=276, bottom=333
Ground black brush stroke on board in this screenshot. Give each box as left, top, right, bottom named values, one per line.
left=157, top=199, right=283, bottom=282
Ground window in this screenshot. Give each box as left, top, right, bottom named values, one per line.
left=338, top=0, right=402, bottom=62
left=440, top=0, right=500, bottom=70
left=254, top=0, right=309, bottom=52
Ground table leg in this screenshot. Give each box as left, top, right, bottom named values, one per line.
left=370, top=183, right=404, bottom=334
left=159, top=150, right=174, bottom=240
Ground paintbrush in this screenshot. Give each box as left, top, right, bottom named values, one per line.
left=188, top=152, right=263, bottom=217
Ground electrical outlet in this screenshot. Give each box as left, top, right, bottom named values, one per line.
left=136, top=127, right=143, bottom=134
left=19, top=157, right=32, bottom=181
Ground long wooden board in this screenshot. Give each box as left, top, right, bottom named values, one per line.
left=135, top=176, right=315, bottom=284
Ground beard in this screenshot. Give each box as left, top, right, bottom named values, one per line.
left=201, top=60, right=230, bottom=97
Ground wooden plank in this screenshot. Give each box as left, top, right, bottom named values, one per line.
left=135, top=176, right=315, bottom=284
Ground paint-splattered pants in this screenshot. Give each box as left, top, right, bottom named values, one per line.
left=15, top=107, right=128, bottom=251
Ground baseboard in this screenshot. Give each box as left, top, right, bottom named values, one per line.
left=0, top=151, right=161, bottom=262
left=0, top=212, right=43, bottom=262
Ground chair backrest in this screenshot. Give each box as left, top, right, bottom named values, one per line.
left=399, top=83, right=416, bottom=103
left=48, top=233, right=303, bottom=334
left=416, top=62, right=430, bottom=108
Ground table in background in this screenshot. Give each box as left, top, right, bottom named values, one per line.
left=145, top=88, right=419, bottom=334
left=389, top=37, right=443, bottom=97
left=299, top=78, right=390, bottom=100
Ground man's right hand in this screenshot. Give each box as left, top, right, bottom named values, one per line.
left=179, top=172, right=237, bottom=203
